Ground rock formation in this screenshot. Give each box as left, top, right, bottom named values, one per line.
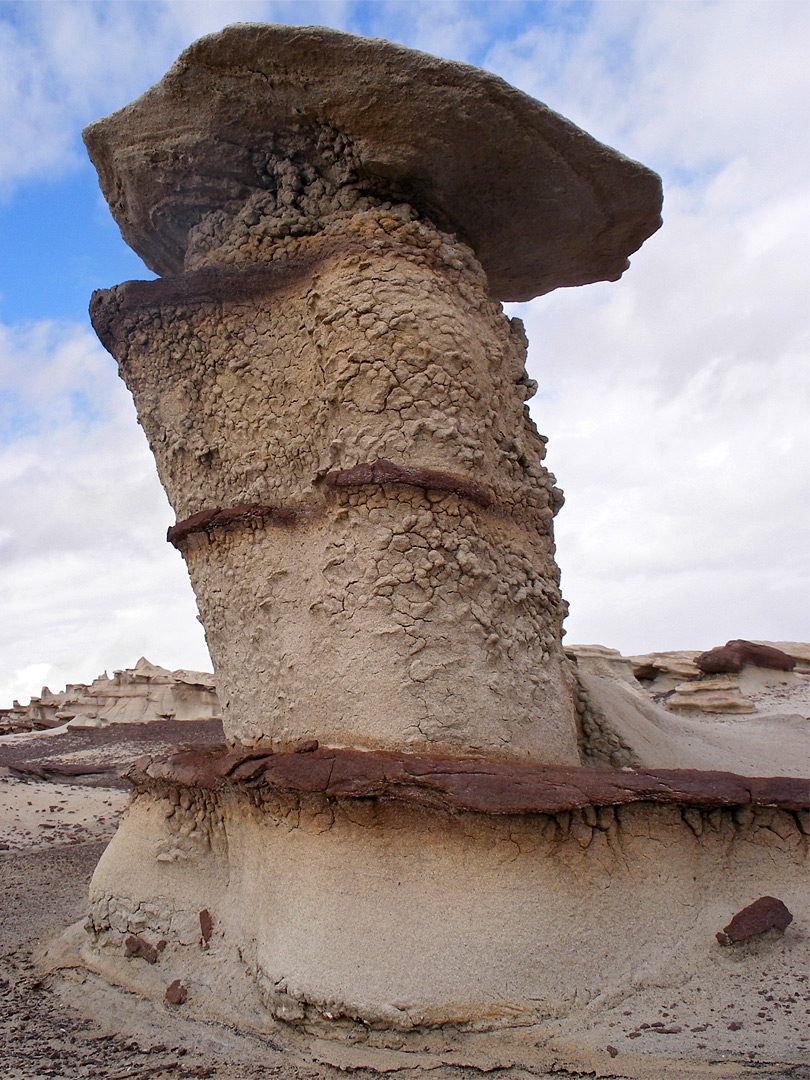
left=63, top=25, right=808, bottom=1076
left=696, top=638, right=797, bottom=674
left=0, top=658, right=220, bottom=735
left=566, top=642, right=809, bottom=776
left=86, top=24, right=661, bottom=764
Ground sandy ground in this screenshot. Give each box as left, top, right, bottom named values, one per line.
left=0, top=720, right=299, bottom=1079
left=1, top=719, right=808, bottom=1080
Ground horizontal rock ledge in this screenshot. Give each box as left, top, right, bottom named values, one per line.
left=89, top=261, right=335, bottom=357
left=166, top=503, right=321, bottom=547
left=167, top=463, right=495, bottom=546
left=324, top=459, right=492, bottom=508
left=129, top=746, right=810, bottom=815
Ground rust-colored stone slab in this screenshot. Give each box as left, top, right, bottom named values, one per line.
left=166, top=465, right=493, bottom=547
left=165, top=979, right=188, bottom=1005
left=167, top=503, right=312, bottom=548
left=130, top=746, right=810, bottom=814
left=696, top=639, right=796, bottom=674
left=125, top=934, right=159, bottom=964
left=199, top=908, right=213, bottom=945
left=716, top=896, right=793, bottom=945
left=325, top=459, right=492, bottom=508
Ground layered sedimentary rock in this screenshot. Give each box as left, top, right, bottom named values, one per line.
left=0, top=658, right=220, bottom=735
left=567, top=643, right=809, bottom=775
left=72, top=25, right=810, bottom=1073
left=91, top=215, right=578, bottom=760
left=87, top=25, right=661, bottom=763
left=79, top=748, right=808, bottom=1064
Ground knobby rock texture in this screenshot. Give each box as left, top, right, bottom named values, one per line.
left=86, top=26, right=662, bottom=763
left=92, top=201, right=580, bottom=760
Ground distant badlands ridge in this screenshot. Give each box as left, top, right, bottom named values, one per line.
left=1, top=642, right=807, bottom=737
left=0, top=657, right=221, bottom=735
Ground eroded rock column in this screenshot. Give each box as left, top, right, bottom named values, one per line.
left=93, top=187, right=579, bottom=761
left=86, top=24, right=663, bottom=764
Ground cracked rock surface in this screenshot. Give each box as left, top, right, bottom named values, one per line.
left=89, top=126, right=586, bottom=762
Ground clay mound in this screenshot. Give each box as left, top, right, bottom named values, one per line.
left=567, top=643, right=809, bottom=778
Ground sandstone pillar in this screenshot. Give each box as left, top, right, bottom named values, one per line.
left=86, top=24, right=662, bottom=762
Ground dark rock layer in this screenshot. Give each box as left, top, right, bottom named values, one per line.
left=130, top=746, right=810, bottom=815
left=696, top=640, right=796, bottom=674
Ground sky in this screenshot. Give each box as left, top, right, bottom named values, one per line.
left=1, top=0, right=808, bottom=706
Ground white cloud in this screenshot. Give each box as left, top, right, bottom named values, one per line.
left=0, top=319, right=210, bottom=705
left=484, top=1, right=810, bottom=189
left=481, top=0, right=810, bottom=653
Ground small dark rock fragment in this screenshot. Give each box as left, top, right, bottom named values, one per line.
left=294, top=739, right=319, bottom=753
left=124, top=935, right=159, bottom=964
left=165, top=980, right=188, bottom=1005
left=728, top=1021, right=744, bottom=1031
left=716, top=896, right=793, bottom=945
left=200, top=908, right=213, bottom=945
left=606, top=1045, right=619, bottom=1057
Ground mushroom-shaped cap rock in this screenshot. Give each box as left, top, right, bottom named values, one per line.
left=83, top=23, right=663, bottom=301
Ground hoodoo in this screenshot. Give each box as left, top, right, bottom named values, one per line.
left=73, top=25, right=807, bottom=1076
left=85, top=24, right=662, bottom=762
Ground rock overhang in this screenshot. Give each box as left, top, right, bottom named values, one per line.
left=82, top=22, right=663, bottom=301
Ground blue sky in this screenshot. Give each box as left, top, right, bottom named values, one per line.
left=1, top=0, right=808, bottom=704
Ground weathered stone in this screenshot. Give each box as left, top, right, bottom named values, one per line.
left=716, top=896, right=793, bottom=945
left=164, top=979, right=188, bottom=1005
left=82, top=24, right=665, bottom=762
left=71, top=27, right=810, bottom=1064
left=696, top=640, right=797, bottom=675
left=666, top=677, right=756, bottom=714
left=83, top=24, right=661, bottom=302
left=85, top=767, right=809, bottom=1045
left=124, top=934, right=159, bottom=964
left=128, top=746, right=810, bottom=815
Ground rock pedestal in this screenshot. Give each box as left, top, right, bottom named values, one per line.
left=91, top=209, right=578, bottom=759
left=70, top=26, right=810, bottom=1073
left=86, top=24, right=662, bottom=763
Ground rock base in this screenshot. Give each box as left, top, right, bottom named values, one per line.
left=63, top=748, right=810, bottom=1074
